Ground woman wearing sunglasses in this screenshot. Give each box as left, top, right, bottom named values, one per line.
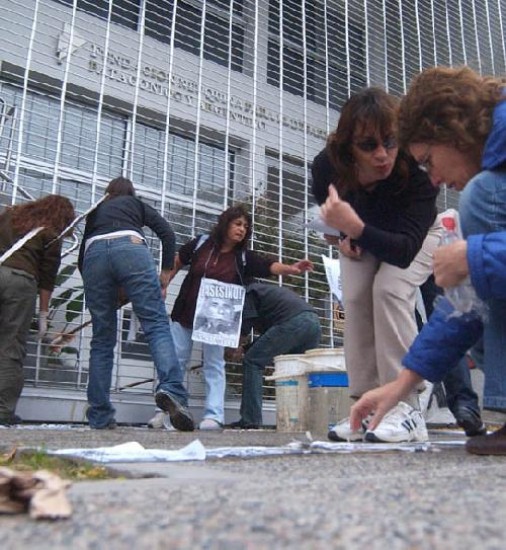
left=312, top=87, right=442, bottom=443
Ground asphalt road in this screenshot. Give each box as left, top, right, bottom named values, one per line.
left=1, top=424, right=505, bottom=550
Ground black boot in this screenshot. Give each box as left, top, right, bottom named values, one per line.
left=466, top=422, right=506, bottom=455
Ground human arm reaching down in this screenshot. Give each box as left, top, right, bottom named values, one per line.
left=350, top=230, right=506, bottom=432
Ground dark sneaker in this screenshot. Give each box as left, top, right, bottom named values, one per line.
left=229, top=419, right=260, bottom=430
left=454, top=406, right=487, bottom=437
left=0, top=414, right=22, bottom=426
left=155, top=391, right=194, bottom=432
left=466, top=422, right=506, bottom=455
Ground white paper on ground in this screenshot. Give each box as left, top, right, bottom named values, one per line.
left=44, top=437, right=467, bottom=463
left=50, top=440, right=206, bottom=463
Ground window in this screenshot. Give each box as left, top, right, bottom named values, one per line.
left=0, top=83, right=126, bottom=179
left=132, top=122, right=233, bottom=206
left=144, top=0, right=245, bottom=72
left=54, top=0, right=141, bottom=30
left=267, top=0, right=366, bottom=110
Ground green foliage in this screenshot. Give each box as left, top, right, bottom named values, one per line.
left=65, top=293, right=85, bottom=322
left=0, top=448, right=112, bottom=481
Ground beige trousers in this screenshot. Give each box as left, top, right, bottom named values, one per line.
left=341, top=218, right=443, bottom=398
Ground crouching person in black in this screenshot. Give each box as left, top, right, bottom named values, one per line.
left=230, top=282, right=321, bottom=429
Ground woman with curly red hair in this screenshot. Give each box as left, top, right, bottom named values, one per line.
left=0, top=194, right=75, bottom=425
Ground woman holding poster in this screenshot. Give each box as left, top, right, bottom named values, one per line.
left=166, top=204, right=313, bottom=431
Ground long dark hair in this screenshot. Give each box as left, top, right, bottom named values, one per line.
left=326, top=87, right=408, bottom=195
left=210, top=204, right=252, bottom=250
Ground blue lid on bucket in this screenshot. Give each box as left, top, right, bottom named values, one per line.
left=308, top=372, right=348, bottom=387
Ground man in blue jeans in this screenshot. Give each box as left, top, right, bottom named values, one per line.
left=230, top=282, right=321, bottom=429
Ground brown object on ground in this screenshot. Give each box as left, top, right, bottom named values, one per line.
left=0, top=467, right=72, bottom=519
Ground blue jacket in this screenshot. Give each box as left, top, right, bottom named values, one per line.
left=403, top=100, right=506, bottom=382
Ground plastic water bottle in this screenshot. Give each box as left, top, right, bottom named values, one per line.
left=440, top=211, right=484, bottom=317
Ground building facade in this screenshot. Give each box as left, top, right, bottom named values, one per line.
left=0, top=0, right=504, bottom=423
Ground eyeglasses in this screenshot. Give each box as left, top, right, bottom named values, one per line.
left=417, top=145, right=433, bottom=174
left=353, top=135, right=398, bottom=152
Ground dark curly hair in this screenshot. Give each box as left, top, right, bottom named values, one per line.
left=210, top=204, right=252, bottom=250
left=10, top=194, right=75, bottom=235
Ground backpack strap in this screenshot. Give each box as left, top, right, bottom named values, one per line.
left=0, top=227, right=44, bottom=265
left=194, top=233, right=209, bottom=253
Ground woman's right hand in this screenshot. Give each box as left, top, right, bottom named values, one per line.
left=338, top=236, right=362, bottom=259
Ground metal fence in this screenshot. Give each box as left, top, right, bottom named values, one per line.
left=0, top=0, right=503, bottom=422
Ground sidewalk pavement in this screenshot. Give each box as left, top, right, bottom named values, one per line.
left=1, top=423, right=505, bottom=550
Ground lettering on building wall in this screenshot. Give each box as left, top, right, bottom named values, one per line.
left=83, top=43, right=326, bottom=139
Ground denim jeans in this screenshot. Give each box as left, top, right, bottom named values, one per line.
left=171, top=321, right=226, bottom=424
left=459, top=169, right=506, bottom=411
left=240, top=311, right=321, bottom=425
left=83, top=236, right=187, bottom=428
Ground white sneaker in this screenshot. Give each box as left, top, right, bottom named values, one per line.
left=148, top=411, right=166, bottom=429
left=199, top=418, right=223, bottom=431
left=365, top=401, right=429, bottom=443
left=147, top=411, right=175, bottom=431
left=328, top=415, right=372, bottom=442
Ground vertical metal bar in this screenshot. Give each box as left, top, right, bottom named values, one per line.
left=398, top=0, right=406, bottom=93
left=222, top=0, right=234, bottom=210
left=364, top=0, right=370, bottom=86
left=249, top=0, right=260, bottom=248
left=344, top=0, right=350, bottom=96
left=276, top=0, right=284, bottom=277
left=430, top=0, right=437, bottom=64
left=382, top=0, right=388, bottom=91
left=127, top=0, right=148, bottom=180
left=445, top=0, right=453, bottom=66
left=90, top=0, right=115, bottom=203
left=52, top=0, right=80, bottom=195
left=301, top=0, right=309, bottom=300
left=12, top=0, right=41, bottom=204
left=161, top=0, right=179, bottom=216
left=190, top=0, right=207, bottom=231
left=484, top=0, right=496, bottom=74
left=458, top=0, right=467, bottom=65
left=414, top=0, right=422, bottom=72
left=471, top=0, right=482, bottom=74
left=497, top=0, right=506, bottom=73
left=323, top=0, right=330, bottom=131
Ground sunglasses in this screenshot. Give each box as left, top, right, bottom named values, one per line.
left=354, top=135, right=398, bottom=152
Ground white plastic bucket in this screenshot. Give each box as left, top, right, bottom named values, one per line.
left=270, top=353, right=307, bottom=378
left=273, top=374, right=309, bottom=432
left=303, top=348, right=346, bottom=372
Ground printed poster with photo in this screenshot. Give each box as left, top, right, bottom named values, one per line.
left=192, top=278, right=246, bottom=348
